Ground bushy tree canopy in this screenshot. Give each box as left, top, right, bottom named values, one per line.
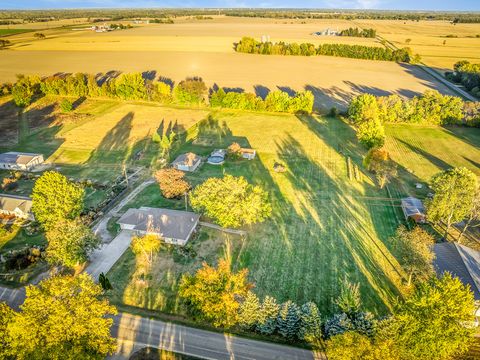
left=45, top=218, right=100, bottom=268
left=130, top=234, right=162, bottom=265
left=391, top=225, right=435, bottom=286
left=179, top=259, right=252, bottom=328
left=32, top=171, right=85, bottom=229
left=426, top=167, right=478, bottom=239
left=190, top=175, right=272, bottom=228
left=388, top=273, right=475, bottom=360
left=12, top=75, right=40, bottom=107
left=155, top=168, right=191, bottom=199
left=3, top=274, right=117, bottom=359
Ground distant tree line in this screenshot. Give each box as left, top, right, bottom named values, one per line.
left=446, top=60, right=480, bottom=98
left=338, top=27, right=376, bottom=38
left=235, top=37, right=417, bottom=63
left=2, top=9, right=480, bottom=23
left=7, top=72, right=314, bottom=114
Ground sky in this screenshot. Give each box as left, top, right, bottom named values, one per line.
left=1, top=0, right=479, bottom=11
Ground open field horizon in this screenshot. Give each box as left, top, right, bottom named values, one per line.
left=0, top=16, right=467, bottom=110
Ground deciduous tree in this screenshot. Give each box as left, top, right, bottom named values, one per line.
left=190, top=175, right=271, bottom=228
left=391, top=225, right=435, bottom=286
left=363, top=147, right=397, bottom=188
left=426, top=167, right=478, bottom=240
left=131, top=234, right=162, bottom=266
left=388, top=273, right=475, bottom=360
left=45, top=218, right=100, bottom=268
left=179, top=259, right=252, bottom=328
left=31, top=171, right=85, bottom=229
left=5, top=274, right=117, bottom=359
left=155, top=168, right=190, bottom=199
left=458, top=188, right=480, bottom=242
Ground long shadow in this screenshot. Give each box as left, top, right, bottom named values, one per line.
left=292, top=114, right=405, bottom=313
left=398, top=62, right=458, bottom=96
left=0, top=99, right=22, bottom=148
left=85, top=112, right=134, bottom=179
left=253, top=85, right=270, bottom=99
left=396, top=138, right=452, bottom=170
left=304, top=84, right=352, bottom=112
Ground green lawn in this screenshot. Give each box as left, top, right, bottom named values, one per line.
left=113, top=111, right=407, bottom=316
left=0, top=29, right=32, bottom=36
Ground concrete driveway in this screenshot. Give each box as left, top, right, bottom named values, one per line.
left=85, top=230, right=133, bottom=281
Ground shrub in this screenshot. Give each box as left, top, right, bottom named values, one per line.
left=155, top=168, right=191, bottom=199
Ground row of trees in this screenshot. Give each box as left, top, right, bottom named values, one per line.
left=210, top=88, right=314, bottom=113
left=178, top=251, right=475, bottom=360
left=446, top=60, right=480, bottom=98
left=338, top=27, right=376, bottom=38
left=8, top=72, right=314, bottom=114
left=0, top=274, right=117, bottom=359
left=349, top=91, right=479, bottom=135
left=235, top=37, right=417, bottom=63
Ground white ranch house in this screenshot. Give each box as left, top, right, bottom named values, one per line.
left=0, top=152, right=44, bottom=171
left=117, top=207, right=200, bottom=246
left=172, top=152, right=201, bottom=172
left=0, top=194, right=34, bottom=220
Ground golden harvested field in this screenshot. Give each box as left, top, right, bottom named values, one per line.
left=0, top=16, right=458, bottom=111
left=354, top=19, right=480, bottom=70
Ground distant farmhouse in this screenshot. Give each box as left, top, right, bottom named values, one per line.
left=312, top=28, right=339, bottom=36
left=0, top=194, right=34, bottom=220
left=172, top=152, right=202, bottom=172
left=118, top=207, right=200, bottom=246
left=401, top=197, right=426, bottom=223
left=0, top=152, right=44, bottom=172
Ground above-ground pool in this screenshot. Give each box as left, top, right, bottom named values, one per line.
left=207, top=156, right=225, bottom=165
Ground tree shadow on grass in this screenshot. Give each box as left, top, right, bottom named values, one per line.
left=396, top=138, right=452, bottom=171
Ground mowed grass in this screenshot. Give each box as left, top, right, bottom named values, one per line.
left=110, top=111, right=407, bottom=316
left=385, top=124, right=480, bottom=182
left=0, top=29, right=32, bottom=36
left=0, top=97, right=209, bottom=181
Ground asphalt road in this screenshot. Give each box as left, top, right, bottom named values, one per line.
left=109, top=312, right=319, bottom=360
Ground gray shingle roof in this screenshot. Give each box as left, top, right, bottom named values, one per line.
left=117, top=207, right=200, bottom=241
left=0, top=194, right=33, bottom=214
left=401, top=197, right=425, bottom=217
left=172, top=153, right=201, bottom=167
left=0, top=152, right=43, bottom=166
left=433, top=242, right=480, bottom=300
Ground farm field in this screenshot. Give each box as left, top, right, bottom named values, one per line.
left=354, top=19, right=480, bottom=70
left=0, top=17, right=458, bottom=111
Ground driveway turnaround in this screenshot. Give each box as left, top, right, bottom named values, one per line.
left=109, top=312, right=320, bottom=360
left=85, top=230, right=133, bottom=281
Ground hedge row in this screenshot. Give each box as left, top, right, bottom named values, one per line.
left=235, top=36, right=417, bottom=63
left=446, top=60, right=480, bottom=98
left=9, top=73, right=314, bottom=114
left=348, top=90, right=480, bottom=127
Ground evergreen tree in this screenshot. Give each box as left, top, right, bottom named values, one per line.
left=298, top=302, right=322, bottom=343
left=350, top=311, right=376, bottom=337
left=324, top=313, right=353, bottom=338
left=336, top=279, right=361, bottom=315
left=276, top=300, right=301, bottom=340
left=257, top=296, right=280, bottom=335
left=238, top=291, right=261, bottom=329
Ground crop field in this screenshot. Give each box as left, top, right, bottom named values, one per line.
left=0, top=16, right=457, bottom=111
left=0, top=29, right=32, bottom=36
left=354, top=19, right=480, bottom=70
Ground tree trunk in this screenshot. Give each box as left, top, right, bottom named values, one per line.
left=458, top=217, right=473, bottom=243
left=407, top=271, right=413, bottom=287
